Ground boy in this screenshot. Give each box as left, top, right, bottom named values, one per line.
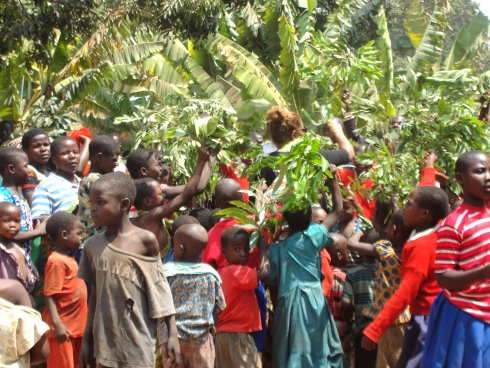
left=107, top=133, right=128, bottom=173
left=0, top=202, right=36, bottom=304
left=342, top=228, right=385, bottom=368
left=162, top=216, right=200, bottom=263
left=132, top=142, right=210, bottom=254
left=78, top=135, right=120, bottom=245
left=158, top=223, right=226, bottom=367
left=216, top=226, right=269, bottom=368
left=361, top=187, right=449, bottom=368
left=348, top=209, right=412, bottom=368
left=326, top=233, right=352, bottom=361
left=0, top=148, right=46, bottom=249
left=77, top=172, right=180, bottom=367
left=127, top=148, right=213, bottom=199
left=43, top=212, right=87, bottom=368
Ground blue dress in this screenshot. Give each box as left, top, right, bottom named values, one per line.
left=267, top=223, right=344, bottom=368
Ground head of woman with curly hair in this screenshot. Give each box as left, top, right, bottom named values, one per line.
left=266, top=106, right=306, bottom=149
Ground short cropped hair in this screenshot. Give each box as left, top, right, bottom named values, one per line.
left=391, top=209, right=412, bottom=239
left=215, top=179, right=243, bottom=207
left=189, top=207, right=212, bottom=231
left=416, top=186, right=450, bottom=224
left=46, top=211, right=80, bottom=240
left=221, top=226, right=249, bottom=249
left=51, top=137, right=77, bottom=156
left=172, top=215, right=199, bottom=234
left=0, top=147, right=27, bottom=173
left=21, top=129, right=48, bottom=150
left=455, top=151, right=485, bottom=175
left=0, top=202, right=20, bottom=215
left=93, top=172, right=136, bottom=206
left=133, top=178, right=157, bottom=209
left=361, top=228, right=387, bottom=244
left=89, top=135, right=119, bottom=158
left=209, top=208, right=223, bottom=229
left=126, top=149, right=156, bottom=178
left=283, top=206, right=312, bottom=232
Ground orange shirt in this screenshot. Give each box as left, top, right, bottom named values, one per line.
left=42, top=252, right=88, bottom=339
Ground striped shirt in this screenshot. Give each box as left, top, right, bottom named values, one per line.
left=436, top=203, right=490, bottom=322
left=342, top=262, right=376, bottom=333
left=31, top=173, right=80, bottom=219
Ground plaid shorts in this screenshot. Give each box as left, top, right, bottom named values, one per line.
left=161, top=334, right=214, bottom=368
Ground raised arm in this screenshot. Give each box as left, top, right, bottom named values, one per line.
left=347, top=231, right=378, bottom=257
left=323, top=172, right=343, bottom=231
left=153, top=143, right=210, bottom=222
left=257, top=235, right=270, bottom=282
left=76, top=135, right=91, bottom=177
left=341, top=89, right=366, bottom=144
left=328, top=119, right=355, bottom=161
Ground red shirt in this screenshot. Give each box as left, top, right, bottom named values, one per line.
left=320, top=249, right=334, bottom=298
left=219, top=162, right=250, bottom=204
left=42, top=252, right=88, bottom=339
left=355, top=178, right=376, bottom=221
left=436, top=204, right=490, bottom=323
left=217, top=264, right=261, bottom=333
left=363, top=227, right=441, bottom=342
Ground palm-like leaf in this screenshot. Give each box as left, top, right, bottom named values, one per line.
left=443, top=11, right=490, bottom=71
left=278, top=12, right=300, bottom=108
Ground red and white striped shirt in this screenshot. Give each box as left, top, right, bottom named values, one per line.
left=436, top=203, right=490, bottom=322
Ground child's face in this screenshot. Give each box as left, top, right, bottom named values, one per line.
left=89, top=184, right=124, bottom=227
left=26, top=134, right=51, bottom=165
left=144, top=155, right=162, bottom=181
left=0, top=206, right=21, bottom=239
left=312, top=208, right=327, bottom=224
left=97, top=149, right=120, bottom=175
left=456, top=154, right=490, bottom=202
left=0, top=123, right=13, bottom=143
left=222, top=234, right=250, bottom=265
left=147, top=181, right=165, bottom=208
left=52, top=140, right=79, bottom=175
left=339, top=199, right=355, bottom=221
left=402, top=189, right=425, bottom=228
left=11, top=155, right=30, bottom=185
left=62, top=220, right=83, bottom=250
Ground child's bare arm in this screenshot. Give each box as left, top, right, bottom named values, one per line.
left=436, top=264, right=490, bottom=290
left=79, top=285, right=96, bottom=368
left=257, top=235, right=270, bottom=282
left=347, top=231, right=378, bottom=257
left=323, top=172, right=342, bottom=231
left=45, top=295, right=71, bottom=343
left=14, top=218, right=47, bottom=241
left=160, top=315, right=181, bottom=367
left=76, top=135, right=91, bottom=177
left=153, top=143, right=211, bottom=222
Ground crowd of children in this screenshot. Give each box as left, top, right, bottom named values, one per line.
left=1, top=98, right=490, bottom=368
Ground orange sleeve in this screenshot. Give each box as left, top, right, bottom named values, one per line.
left=43, top=257, right=65, bottom=296
left=419, top=167, right=436, bottom=187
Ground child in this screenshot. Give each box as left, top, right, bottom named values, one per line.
left=0, top=202, right=36, bottom=304
left=21, top=128, right=51, bottom=206
left=189, top=207, right=212, bottom=231
left=43, top=212, right=87, bottom=368
left=216, top=226, right=269, bottom=368
left=77, top=172, right=180, bottom=367
left=78, top=135, right=119, bottom=245
left=0, top=148, right=45, bottom=249
left=0, top=120, right=14, bottom=146
left=107, top=132, right=128, bottom=173
left=267, top=207, right=344, bottom=368
left=158, top=223, right=226, bottom=367
left=127, top=148, right=212, bottom=199
left=342, top=228, right=385, bottom=368
left=326, top=233, right=352, bottom=362
left=421, top=151, right=490, bottom=367
left=162, top=216, right=200, bottom=263
left=361, top=186, right=449, bottom=368
left=132, top=142, right=210, bottom=254
left=348, top=209, right=412, bottom=368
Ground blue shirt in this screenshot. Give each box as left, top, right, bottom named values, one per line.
left=31, top=173, right=80, bottom=219
left=157, top=270, right=225, bottom=343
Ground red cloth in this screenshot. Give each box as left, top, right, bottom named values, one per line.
left=201, top=218, right=260, bottom=270
left=42, top=252, right=88, bottom=339
left=217, top=264, right=261, bottom=333
left=219, top=162, right=250, bottom=204
left=436, top=204, right=490, bottom=323
left=363, top=228, right=441, bottom=343
left=320, top=249, right=334, bottom=299
left=68, top=127, right=92, bottom=150
left=47, top=337, right=83, bottom=368
left=336, top=167, right=356, bottom=188
left=419, top=167, right=436, bottom=186
left=355, top=178, right=376, bottom=221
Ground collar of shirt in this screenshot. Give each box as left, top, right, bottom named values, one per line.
left=409, top=223, right=440, bottom=241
